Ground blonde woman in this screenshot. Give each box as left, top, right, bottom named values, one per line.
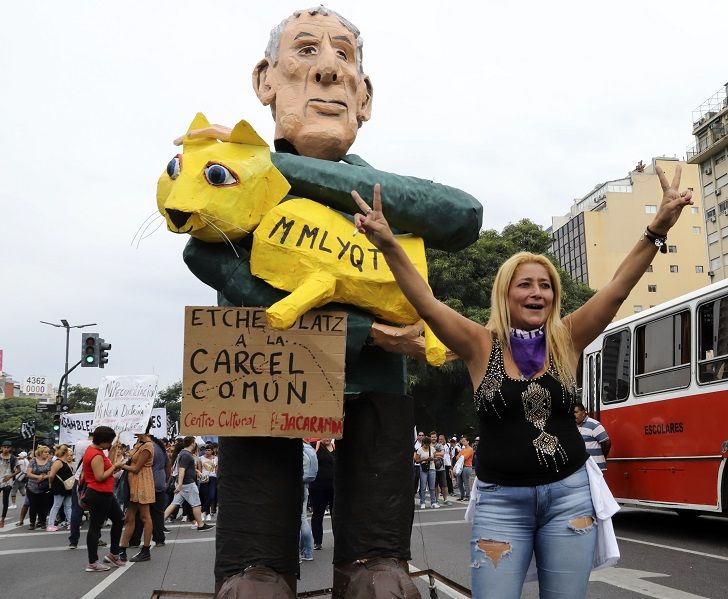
left=351, top=168, right=692, bottom=598
left=25, top=445, right=53, bottom=530
left=46, top=445, right=74, bottom=531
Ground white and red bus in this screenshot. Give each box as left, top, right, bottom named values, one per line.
left=580, top=278, right=728, bottom=514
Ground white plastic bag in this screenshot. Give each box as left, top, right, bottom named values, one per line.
left=453, top=455, right=465, bottom=476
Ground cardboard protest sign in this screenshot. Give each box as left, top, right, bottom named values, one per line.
left=182, top=306, right=346, bottom=438
left=92, top=375, right=159, bottom=438
left=60, top=408, right=166, bottom=447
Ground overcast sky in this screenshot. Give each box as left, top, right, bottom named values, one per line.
left=1, top=0, right=725, bottom=394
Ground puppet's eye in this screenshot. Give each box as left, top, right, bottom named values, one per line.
left=166, top=156, right=181, bottom=179
left=204, top=163, right=238, bottom=186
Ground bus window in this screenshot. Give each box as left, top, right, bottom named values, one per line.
left=635, top=311, right=690, bottom=394
left=575, top=357, right=584, bottom=401
left=601, top=329, right=630, bottom=403
left=698, top=295, right=728, bottom=383
left=595, top=353, right=601, bottom=408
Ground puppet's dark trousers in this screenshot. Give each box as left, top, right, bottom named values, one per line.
left=214, top=392, right=417, bottom=598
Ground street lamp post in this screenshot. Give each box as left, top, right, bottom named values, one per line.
left=40, top=319, right=96, bottom=402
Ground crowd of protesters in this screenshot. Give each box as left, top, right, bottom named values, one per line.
left=0, top=425, right=217, bottom=572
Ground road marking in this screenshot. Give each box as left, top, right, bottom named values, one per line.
left=617, top=536, right=728, bottom=562
left=590, top=568, right=709, bottom=599
left=79, top=562, right=136, bottom=599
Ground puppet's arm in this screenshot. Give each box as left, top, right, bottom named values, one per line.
left=271, top=152, right=482, bottom=252
left=183, top=238, right=373, bottom=365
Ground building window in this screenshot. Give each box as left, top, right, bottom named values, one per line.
left=645, top=205, right=657, bottom=214
left=696, top=265, right=704, bottom=273
left=723, top=226, right=728, bottom=239
left=711, top=256, right=721, bottom=271
left=715, top=150, right=727, bottom=165
left=707, top=208, right=717, bottom=221
left=693, top=226, right=702, bottom=234
left=668, top=245, right=677, bottom=253
left=646, top=264, right=653, bottom=272
left=708, top=231, right=719, bottom=245
left=634, top=305, right=643, bottom=313
left=692, top=206, right=700, bottom=215
left=635, top=311, right=691, bottom=394
left=670, top=265, right=679, bottom=273
left=704, top=181, right=715, bottom=196
left=648, top=285, right=657, bottom=292
left=717, top=173, right=728, bottom=190
left=724, top=254, right=728, bottom=267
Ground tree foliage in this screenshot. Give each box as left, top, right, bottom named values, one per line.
left=68, top=384, right=98, bottom=413
left=156, top=381, right=182, bottom=427
left=0, top=397, right=54, bottom=446
left=409, top=219, right=595, bottom=436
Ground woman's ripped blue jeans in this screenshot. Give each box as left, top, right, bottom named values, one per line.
left=470, top=465, right=596, bottom=599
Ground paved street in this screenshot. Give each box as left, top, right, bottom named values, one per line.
left=1, top=501, right=726, bottom=598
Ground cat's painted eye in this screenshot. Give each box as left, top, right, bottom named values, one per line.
left=204, top=163, right=238, bottom=186
left=166, top=155, right=181, bottom=179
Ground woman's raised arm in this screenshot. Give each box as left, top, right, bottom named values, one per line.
left=566, top=164, right=693, bottom=353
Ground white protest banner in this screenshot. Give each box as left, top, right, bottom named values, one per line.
left=61, top=408, right=167, bottom=447
left=92, top=375, right=159, bottom=438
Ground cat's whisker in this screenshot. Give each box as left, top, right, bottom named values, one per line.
left=138, top=219, right=165, bottom=243
left=200, top=215, right=240, bottom=258
left=131, top=210, right=164, bottom=247
left=199, top=212, right=252, bottom=237
left=135, top=215, right=164, bottom=250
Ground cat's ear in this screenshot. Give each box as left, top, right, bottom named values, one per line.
left=188, top=112, right=211, bottom=133
left=252, top=59, right=276, bottom=106
left=230, top=120, right=268, bottom=148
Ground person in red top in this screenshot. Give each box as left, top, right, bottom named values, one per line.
left=456, top=437, right=474, bottom=502
left=82, top=426, right=126, bottom=572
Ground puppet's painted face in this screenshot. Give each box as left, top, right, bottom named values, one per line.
left=255, top=13, right=372, bottom=160
left=156, top=114, right=290, bottom=243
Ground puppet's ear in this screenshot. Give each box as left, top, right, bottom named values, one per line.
left=229, top=119, right=268, bottom=147
left=252, top=58, right=276, bottom=106
left=187, top=112, right=211, bottom=133
left=357, top=76, right=373, bottom=125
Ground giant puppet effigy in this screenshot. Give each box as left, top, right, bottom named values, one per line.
left=158, top=6, right=482, bottom=598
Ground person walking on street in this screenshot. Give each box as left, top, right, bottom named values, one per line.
left=310, top=438, right=335, bottom=551
left=83, top=426, right=126, bottom=572
left=456, top=437, right=474, bottom=502
left=1, top=441, right=19, bottom=528
left=118, top=432, right=156, bottom=562
left=574, top=403, right=611, bottom=471
left=46, top=445, right=74, bottom=531
left=163, top=436, right=214, bottom=531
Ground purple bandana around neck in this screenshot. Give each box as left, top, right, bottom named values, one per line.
left=510, top=326, right=546, bottom=379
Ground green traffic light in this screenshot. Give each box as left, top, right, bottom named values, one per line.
left=85, top=355, right=95, bottom=364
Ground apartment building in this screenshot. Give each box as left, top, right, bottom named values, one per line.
left=687, top=82, right=728, bottom=282
left=551, top=157, right=709, bottom=321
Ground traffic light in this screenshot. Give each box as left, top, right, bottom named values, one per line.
left=81, top=333, right=99, bottom=367
left=53, top=413, right=61, bottom=432
left=98, top=338, right=112, bottom=368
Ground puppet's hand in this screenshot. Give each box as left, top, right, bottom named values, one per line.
left=369, top=321, right=458, bottom=363
left=174, top=124, right=232, bottom=146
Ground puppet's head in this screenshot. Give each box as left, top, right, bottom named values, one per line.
left=252, top=6, right=373, bottom=161
left=157, top=113, right=290, bottom=242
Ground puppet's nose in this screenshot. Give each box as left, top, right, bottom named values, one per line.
left=166, top=209, right=191, bottom=229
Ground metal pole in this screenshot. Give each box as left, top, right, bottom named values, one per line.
left=64, top=324, right=70, bottom=403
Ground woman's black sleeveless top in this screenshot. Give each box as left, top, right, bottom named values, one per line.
left=474, top=337, right=587, bottom=486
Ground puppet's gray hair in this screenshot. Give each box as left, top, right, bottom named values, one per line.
left=265, top=6, right=364, bottom=74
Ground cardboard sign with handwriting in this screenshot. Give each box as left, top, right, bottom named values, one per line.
left=182, top=306, right=346, bottom=438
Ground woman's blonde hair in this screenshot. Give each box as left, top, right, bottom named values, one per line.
left=487, top=252, right=575, bottom=387
left=55, top=444, right=71, bottom=458
left=35, top=444, right=50, bottom=458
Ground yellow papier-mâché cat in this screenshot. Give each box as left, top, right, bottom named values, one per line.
left=157, top=113, right=447, bottom=366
